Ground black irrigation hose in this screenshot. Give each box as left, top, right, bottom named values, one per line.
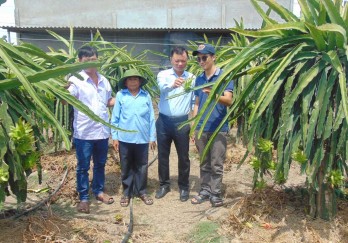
left=121, top=196, right=133, bottom=243
left=121, top=151, right=158, bottom=243
left=10, top=167, right=69, bottom=219
left=148, top=152, right=158, bottom=167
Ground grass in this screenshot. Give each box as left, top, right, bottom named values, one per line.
left=188, top=221, right=224, bottom=243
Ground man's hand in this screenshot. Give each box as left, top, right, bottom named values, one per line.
left=202, top=88, right=233, bottom=106
left=150, top=141, right=157, bottom=151
left=113, top=140, right=119, bottom=152
left=64, top=81, right=72, bottom=89
left=172, top=77, right=185, bottom=88
left=61, top=81, right=72, bottom=105
left=107, top=97, right=115, bottom=107
left=202, top=87, right=211, bottom=94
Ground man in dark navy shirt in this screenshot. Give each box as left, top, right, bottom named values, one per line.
left=191, top=44, right=233, bottom=207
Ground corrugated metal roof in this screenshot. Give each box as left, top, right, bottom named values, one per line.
left=1, top=26, right=236, bottom=32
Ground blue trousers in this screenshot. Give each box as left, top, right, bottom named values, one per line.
left=119, top=141, right=149, bottom=197
left=74, top=138, right=109, bottom=201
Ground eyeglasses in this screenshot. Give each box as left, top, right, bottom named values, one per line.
left=197, top=56, right=209, bottom=62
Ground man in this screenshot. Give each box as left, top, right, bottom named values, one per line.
left=155, top=46, right=195, bottom=201
left=191, top=44, right=233, bottom=207
left=66, top=46, right=115, bottom=214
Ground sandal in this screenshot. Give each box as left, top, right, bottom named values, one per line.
left=77, top=201, right=90, bottom=214
left=120, top=196, right=130, bottom=207
left=191, top=194, right=210, bottom=204
left=210, top=196, right=223, bottom=207
left=139, top=194, right=153, bottom=205
left=96, top=193, right=114, bottom=204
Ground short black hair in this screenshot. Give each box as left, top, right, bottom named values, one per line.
left=78, top=46, right=98, bottom=59
left=170, top=46, right=189, bottom=57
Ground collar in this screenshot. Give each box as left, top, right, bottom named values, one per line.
left=198, top=67, right=221, bottom=79
left=80, top=70, right=102, bottom=82
left=170, top=68, right=189, bottom=78
left=121, top=88, right=147, bottom=95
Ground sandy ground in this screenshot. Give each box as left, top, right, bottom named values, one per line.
left=1, top=137, right=348, bottom=242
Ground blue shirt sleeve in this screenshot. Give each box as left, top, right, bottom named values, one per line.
left=194, top=77, right=200, bottom=97
left=111, top=92, right=121, bottom=140
left=157, top=70, right=174, bottom=93
left=148, top=94, right=156, bottom=142
left=226, top=80, right=234, bottom=92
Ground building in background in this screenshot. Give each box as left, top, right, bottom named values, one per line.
left=1, top=0, right=295, bottom=67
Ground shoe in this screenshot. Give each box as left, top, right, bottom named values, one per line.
left=139, top=194, right=154, bottom=205
left=191, top=194, right=210, bottom=204
left=179, top=190, right=189, bottom=202
left=77, top=201, right=90, bottom=214
left=96, top=193, right=114, bottom=204
left=120, top=196, right=130, bottom=207
left=155, top=186, right=170, bottom=199
left=210, top=196, right=224, bottom=207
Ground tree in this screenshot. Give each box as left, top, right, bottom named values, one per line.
left=190, top=0, right=347, bottom=220
left=0, top=29, right=157, bottom=208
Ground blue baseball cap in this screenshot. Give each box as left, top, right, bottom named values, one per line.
left=192, top=44, right=216, bottom=56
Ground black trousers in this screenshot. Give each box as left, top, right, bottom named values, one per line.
left=156, top=113, right=190, bottom=191
left=119, top=141, right=149, bottom=197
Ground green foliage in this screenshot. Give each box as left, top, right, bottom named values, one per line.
left=251, top=138, right=276, bottom=188
left=0, top=162, right=9, bottom=183
left=327, top=170, right=345, bottom=188
left=184, top=0, right=347, bottom=220
left=183, top=76, right=195, bottom=92
left=231, top=0, right=347, bottom=220
left=9, top=118, right=35, bottom=155
left=268, top=160, right=277, bottom=170
left=255, top=179, right=267, bottom=190
left=23, top=151, right=40, bottom=171
left=292, top=150, right=308, bottom=164
left=250, top=156, right=261, bottom=170
left=0, top=28, right=156, bottom=207
left=257, top=138, right=273, bottom=152
left=46, top=29, right=158, bottom=151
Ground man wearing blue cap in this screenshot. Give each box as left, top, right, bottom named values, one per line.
left=191, top=44, right=233, bottom=207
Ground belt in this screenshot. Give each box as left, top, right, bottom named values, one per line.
left=159, top=113, right=188, bottom=122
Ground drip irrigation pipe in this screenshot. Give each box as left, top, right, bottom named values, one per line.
left=10, top=167, right=69, bottom=219
left=121, top=151, right=158, bottom=243
left=121, top=196, right=134, bottom=243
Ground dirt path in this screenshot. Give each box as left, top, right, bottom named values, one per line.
left=84, top=142, right=242, bottom=242
left=1, top=138, right=249, bottom=242
left=1, top=139, right=348, bottom=242
left=125, top=143, right=236, bottom=242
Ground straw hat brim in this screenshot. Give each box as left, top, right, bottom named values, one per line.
left=119, top=75, right=148, bottom=89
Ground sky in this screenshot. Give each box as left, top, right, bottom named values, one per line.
left=0, top=0, right=15, bottom=43
left=0, top=0, right=302, bottom=45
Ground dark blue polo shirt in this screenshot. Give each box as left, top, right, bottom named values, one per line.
left=194, top=68, right=234, bottom=132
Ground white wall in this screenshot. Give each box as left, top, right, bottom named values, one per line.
left=13, top=0, right=294, bottom=29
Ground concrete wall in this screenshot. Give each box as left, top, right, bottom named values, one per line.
left=14, top=0, right=294, bottom=29
left=12, top=0, right=293, bottom=69
left=17, top=29, right=232, bottom=71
